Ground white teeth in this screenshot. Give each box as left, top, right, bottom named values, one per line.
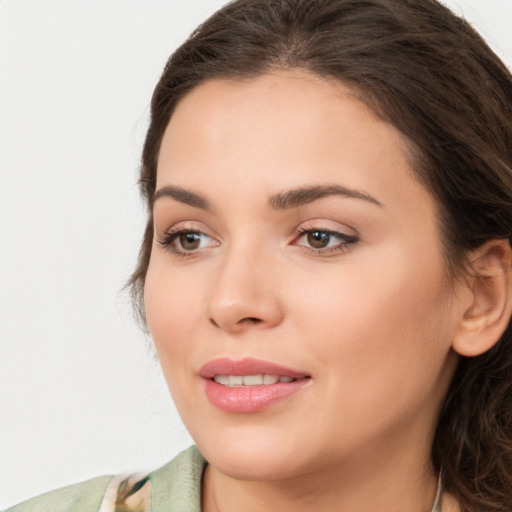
left=214, top=375, right=230, bottom=385
left=230, top=376, right=244, bottom=386
left=243, top=375, right=264, bottom=386
left=263, top=375, right=279, bottom=385
left=213, top=374, right=296, bottom=387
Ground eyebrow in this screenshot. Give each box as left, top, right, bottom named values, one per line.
left=268, top=185, right=383, bottom=209
left=153, top=183, right=382, bottom=211
left=153, top=186, right=213, bottom=211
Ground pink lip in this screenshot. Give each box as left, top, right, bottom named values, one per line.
left=200, top=358, right=311, bottom=413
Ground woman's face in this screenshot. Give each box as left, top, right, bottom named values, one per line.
left=145, top=71, right=461, bottom=481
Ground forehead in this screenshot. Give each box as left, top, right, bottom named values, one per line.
left=156, top=71, right=433, bottom=218
left=163, top=71, right=383, bottom=144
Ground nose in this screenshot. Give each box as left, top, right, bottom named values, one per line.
left=205, top=244, right=284, bottom=333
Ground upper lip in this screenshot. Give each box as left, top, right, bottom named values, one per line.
left=199, top=357, right=310, bottom=379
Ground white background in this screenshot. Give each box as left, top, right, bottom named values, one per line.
left=1, top=0, right=511, bottom=508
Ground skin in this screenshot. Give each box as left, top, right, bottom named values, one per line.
left=144, top=71, right=464, bottom=511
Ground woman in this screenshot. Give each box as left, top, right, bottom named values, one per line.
left=6, top=0, right=512, bottom=511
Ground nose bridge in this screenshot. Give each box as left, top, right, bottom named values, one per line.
left=205, top=235, right=282, bottom=332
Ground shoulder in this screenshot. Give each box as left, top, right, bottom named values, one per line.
left=4, top=473, right=151, bottom=512
left=3, top=446, right=207, bottom=512
left=3, top=475, right=113, bottom=512
left=150, top=445, right=206, bottom=512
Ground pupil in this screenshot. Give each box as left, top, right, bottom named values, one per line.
left=307, top=231, right=330, bottom=248
left=180, top=232, right=200, bottom=250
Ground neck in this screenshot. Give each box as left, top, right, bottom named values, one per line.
left=202, top=438, right=441, bottom=512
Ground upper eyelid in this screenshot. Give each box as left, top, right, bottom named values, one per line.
left=155, top=219, right=359, bottom=241
left=294, top=228, right=358, bottom=242
left=155, top=219, right=214, bottom=236
left=297, top=227, right=357, bottom=237
left=157, top=228, right=218, bottom=255
left=295, top=219, right=359, bottom=237
left=159, top=226, right=215, bottom=242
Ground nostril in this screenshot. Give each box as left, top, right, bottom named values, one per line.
left=243, top=317, right=262, bottom=324
left=208, top=316, right=262, bottom=329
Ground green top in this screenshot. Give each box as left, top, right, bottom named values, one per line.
left=4, top=446, right=207, bottom=512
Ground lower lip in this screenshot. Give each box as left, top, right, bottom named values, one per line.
left=203, top=379, right=309, bottom=413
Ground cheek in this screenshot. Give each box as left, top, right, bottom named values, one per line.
left=144, top=260, right=207, bottom=420
left=144, top=258, right=203, bottom=361
left=290, top=262, right=455, bottom=450
left=289, top=245, right=455, bottom=394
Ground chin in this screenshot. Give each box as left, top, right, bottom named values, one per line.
left=191, top=424, right=316, bottom=481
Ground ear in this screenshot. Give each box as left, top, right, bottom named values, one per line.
left=452, top=239, right=512, bottom=357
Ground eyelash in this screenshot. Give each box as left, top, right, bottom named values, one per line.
left=157, top=226, right=359, bottom=257
left=293, top=227, right=359, bottom=256
left=157, top=228, right=217, bottom=257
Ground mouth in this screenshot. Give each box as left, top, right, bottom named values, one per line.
left=212, top=374, right=297, bottom=386
left=200, top=358, right=311, bottom=413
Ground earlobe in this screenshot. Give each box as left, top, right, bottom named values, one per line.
left=452, top=239, right=512, bottom=357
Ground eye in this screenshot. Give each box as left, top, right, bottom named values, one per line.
left=293, top=227, right=358, bottom=255
left=157, top=229, right=218, bottom=255
left=177, top=232, right=203, bottom=251
left=305, top=230, right=333, bottom=249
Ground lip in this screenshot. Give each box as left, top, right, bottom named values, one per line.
left=200, top=357, right=311, bottom=413
left=199, top=357, right=309, bottom=379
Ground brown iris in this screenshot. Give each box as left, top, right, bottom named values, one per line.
left=179, top=232, right=201, bottom=250
left=307, top=231, right=331, bottom=249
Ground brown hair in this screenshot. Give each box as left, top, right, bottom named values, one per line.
left=129, top=0, right=512, bottom=509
